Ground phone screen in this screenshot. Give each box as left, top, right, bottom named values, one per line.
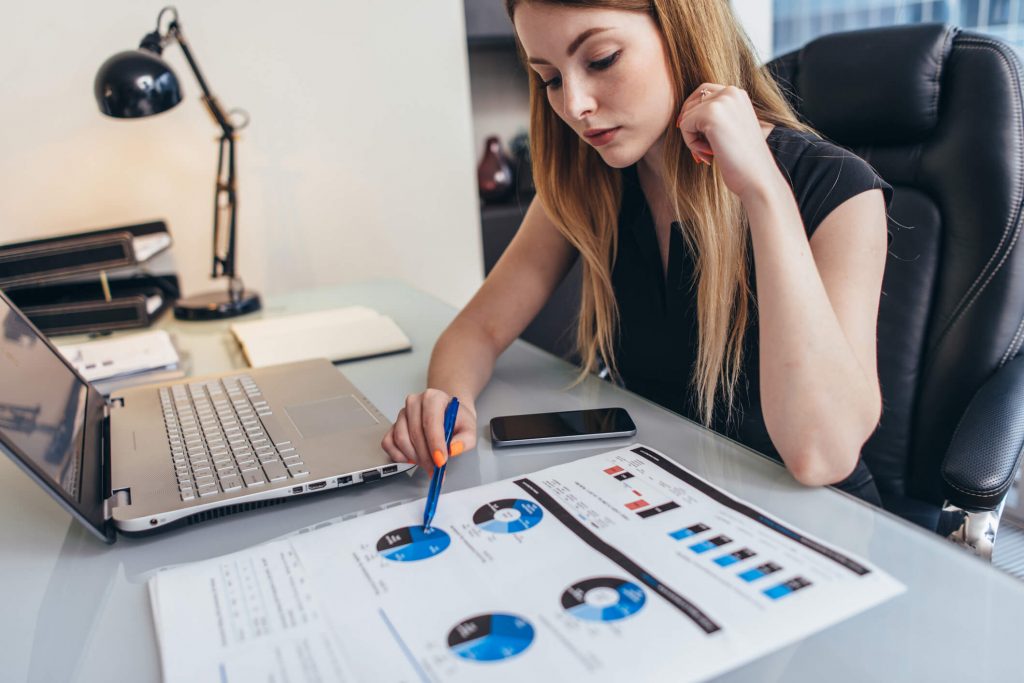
left=490, top=408, right=636, bottom=445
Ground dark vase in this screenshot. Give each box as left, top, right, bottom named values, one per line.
left=477, top=135, right=514, bottom=204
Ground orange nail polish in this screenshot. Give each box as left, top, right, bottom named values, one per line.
left=451, top=441, right=464, bottom=457
left=432, top=449, right=446, bottom=468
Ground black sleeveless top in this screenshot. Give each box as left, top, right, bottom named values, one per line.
left=611, top=126, right=893, bottom=500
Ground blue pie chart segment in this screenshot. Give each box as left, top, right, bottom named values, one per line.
left=561, top=577, right=647, bottom=622
left=376, top=525, right=451, bottom=562
left=473, top=499, right=544, bottom=534
left=448, top=613, right=535, bottom=662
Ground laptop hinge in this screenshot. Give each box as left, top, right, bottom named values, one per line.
left=104, top=489, right=131, bottom=520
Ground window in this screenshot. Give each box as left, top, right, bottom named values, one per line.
left=773, top=0, right=1024, bottom=56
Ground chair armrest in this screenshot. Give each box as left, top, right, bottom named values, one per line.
left=941, top=355, right=1024, bottom=511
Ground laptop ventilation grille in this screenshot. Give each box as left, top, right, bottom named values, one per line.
left=184, top=497, right=289, bottom=526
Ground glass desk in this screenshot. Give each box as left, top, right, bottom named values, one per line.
left=2, top=280, right=1022, bottom=682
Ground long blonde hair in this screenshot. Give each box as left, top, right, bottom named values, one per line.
left=506, top=0, right=813, bottom=426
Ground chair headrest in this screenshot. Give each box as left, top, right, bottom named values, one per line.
left=793, top=24, right=957, bottom=146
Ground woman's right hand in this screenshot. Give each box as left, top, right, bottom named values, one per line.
left=381, top=388, right=477, bottom=472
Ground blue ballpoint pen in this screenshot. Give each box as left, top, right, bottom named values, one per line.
left=423, top=397, right=459, bottom=530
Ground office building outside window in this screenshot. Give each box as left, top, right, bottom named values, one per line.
left=773, top=0, right=1024, bottom=56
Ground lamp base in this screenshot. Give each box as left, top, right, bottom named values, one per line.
left=173, top=288, right=262, bottom=321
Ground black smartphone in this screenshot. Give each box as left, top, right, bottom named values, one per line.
left=490, top=408, right=637, bottom=447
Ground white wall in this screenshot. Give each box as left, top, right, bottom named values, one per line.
left=0, top=1, right=483, bottom=308
left=732, top=0, right=774, bottom=63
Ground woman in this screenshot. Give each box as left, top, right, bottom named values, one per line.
left=382, top=0, right=891, bottom=503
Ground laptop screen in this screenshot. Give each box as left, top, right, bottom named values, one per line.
left=0, top=296, right=89, bottom=502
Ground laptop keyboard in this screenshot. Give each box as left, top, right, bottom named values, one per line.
left=160, top=374, right=309, bottom=502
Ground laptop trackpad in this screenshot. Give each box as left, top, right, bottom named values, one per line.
left=285, top=395, right=379, bottom=438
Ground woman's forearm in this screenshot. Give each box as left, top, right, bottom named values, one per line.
left=426, top=315, right=504, bottom=413
left=741, top=176, right=881, bottom=485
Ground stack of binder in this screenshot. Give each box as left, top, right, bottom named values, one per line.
left=0, top=221, right=180, bottom=336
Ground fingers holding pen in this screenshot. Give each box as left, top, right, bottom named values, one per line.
left=382, top=390, right=478, bottom=473
left=404, top=393, right=434, bottom=470
left=384, top=407, right=418, bottom=466
left=422, top=389, right=450, bottom=468
left=449, top=404, right=478, bottom=457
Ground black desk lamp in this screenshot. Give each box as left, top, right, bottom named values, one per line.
left=94, top=6, right=261, bottom=320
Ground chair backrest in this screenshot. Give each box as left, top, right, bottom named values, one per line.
left=768, top=24, right=1024, bottom=512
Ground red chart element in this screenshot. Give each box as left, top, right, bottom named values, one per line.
left=604, top=466, right=624, bottom=475
left=625, top=499, right=649, bottom=510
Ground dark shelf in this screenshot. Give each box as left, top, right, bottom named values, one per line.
left=481, top=200, right=532, bottom=221
left=467, top=35, right=517, bottom=49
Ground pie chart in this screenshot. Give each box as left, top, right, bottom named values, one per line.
left=473, top=499, right=544, bottom=534
left=561, top=577, right=647, bottom=622
left=447, top=613, right=535, bottom=662
left=376, top=525, right=451, bottom=562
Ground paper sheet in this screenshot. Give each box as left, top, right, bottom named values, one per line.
left=149, top=444, right=904, bottom=682
left=57, top=330, right=179, bottom=382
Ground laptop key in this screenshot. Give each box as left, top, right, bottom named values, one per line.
left=242, top=471, right=266, bottom=487
left=262, top=460, right=288, bottom=481
left=220, top=476, right=242, bottom=492
left=197, top=486, right=218, bottom=498
left=180, top=490, right=195, bottom=501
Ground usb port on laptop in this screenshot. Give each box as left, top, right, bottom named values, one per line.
left=382, top=465, right=398, bottom=474
left=361, top=470, right=381, bottom=482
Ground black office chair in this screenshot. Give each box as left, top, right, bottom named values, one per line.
left=766, top=24, right=1024, bottom=558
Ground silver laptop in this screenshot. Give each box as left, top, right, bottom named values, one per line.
left=0, top=289, right=415, bottom=543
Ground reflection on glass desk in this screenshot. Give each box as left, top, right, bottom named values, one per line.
left=1, top=280, right=1023, bottom=682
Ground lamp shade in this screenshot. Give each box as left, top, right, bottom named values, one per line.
left=94, top=49, right=182, bottom=118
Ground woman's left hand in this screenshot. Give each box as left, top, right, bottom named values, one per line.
left=676, top=83, right=782, bottom=201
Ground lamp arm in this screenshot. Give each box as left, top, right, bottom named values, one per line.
left=158, top=14, right=241, bottom=284
left=166, top=22, right=234, bottom=137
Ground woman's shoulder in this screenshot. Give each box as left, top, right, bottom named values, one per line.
left=766, top=126, right=893, bottom=238
left=766, top=126, right=865, bottom=170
